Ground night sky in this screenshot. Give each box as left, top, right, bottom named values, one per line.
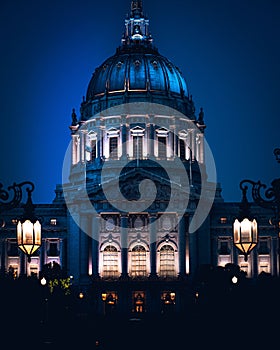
left=0, top=0, right=279, bottom=204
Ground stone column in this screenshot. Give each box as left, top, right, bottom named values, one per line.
left=40, top=239, right=46, bottom=271
left=120, top=214, right=128, bottom=278
left=79, top=215, right=90, bottom=283
left=20, top=252, right=26, bottom=276
left=67, top=211, right=80, bottom=282
left=149, top=118, right=155, bottom=158
left=97, top=127, right=101, bottom=158
left=169, top=129, right=175, bottom=158
left=121, top=125, right=127, bottom=159
left=178, top=214, right=187, bottom=277
left=188, top=206, right=198, bottom=276
left=251, top=248, right=258, bottom=279
left=232, top=240, right=239, bottom=266
left=91, top=214, right=100, bottom=278
left=174, top=133, right=179, bottom=156
left=80, top=131, right=85, bottom=163
left=59, top=238, right=64, bottom=268
left=72, top=135, right=78, bottom=165
left=149, top=214, right=157, bottom=277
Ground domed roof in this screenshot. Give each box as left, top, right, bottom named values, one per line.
left=82, top=1, right=194, bottom=119
left=86, top=46, right=188, bottom=100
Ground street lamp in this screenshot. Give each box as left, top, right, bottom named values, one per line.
left=235, top=148, right=280, bottom=270
left=17, top=185, right=41, bottom=262
left=233, top=182, right=258, bottom=262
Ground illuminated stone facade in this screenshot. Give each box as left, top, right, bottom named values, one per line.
left=0, top=0, right=277, bottom=316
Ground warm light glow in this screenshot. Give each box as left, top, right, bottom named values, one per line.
left=233, top=218, right=258, bottom=260
left=232, top=276, right=238, bottom=284
left=17, top=219, right=41, bottom=258
left=79, top=292, right=84, bottom=299
left=41, top=277, right=47, bottom=286
left=101, top=293, right=107, bottom=301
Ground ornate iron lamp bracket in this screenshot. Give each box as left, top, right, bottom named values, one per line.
left=240, top=178, right=280, bottom=211
left=0, top=181, right=35, bottom=213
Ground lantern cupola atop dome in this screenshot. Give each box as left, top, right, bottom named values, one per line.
left=121, top=0, right=154, bottom=50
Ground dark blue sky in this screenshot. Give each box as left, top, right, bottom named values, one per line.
left=0, top=0, right=279, bottom=203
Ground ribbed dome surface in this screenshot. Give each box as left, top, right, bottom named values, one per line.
left=86, top=47, right=188, bottom=101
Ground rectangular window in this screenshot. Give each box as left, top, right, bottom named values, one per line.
left=179, top=139, right=186, bottom=159
left=50, top=218, right=57, bottom=225
left=7, top=241, right=19, bottom=256
left=133, top=136, right=143, bottom=159
left=219, top=241, right=230, bottom=255
left=47, top=242, right=59, bottom=256
left=158, top=136, right=167, bottom=158
left=220, top=217, right=227, bottom=224
left=258, top=255, right=270, bottom=274
left=109, top=137, right=118, bottom=159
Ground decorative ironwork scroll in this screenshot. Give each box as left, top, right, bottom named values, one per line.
left=0, top=181, right=35, bottom=213
left=240, top=178, right=280, bottom=211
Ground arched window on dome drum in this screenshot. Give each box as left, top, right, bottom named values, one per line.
left=159, top=245, right=176, bottom=278
left=130, top=245, right=147, bottom=277
left=103, top=245, right=119, bottom=278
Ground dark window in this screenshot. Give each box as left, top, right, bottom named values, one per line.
left=258, top=240, right=269, bottom=254
left=179, top=139, right=186, bottom=159
left=133, top=136, right=143, bottom=159
left=219, top=241, right=230, bottom=255
left=8, top=241, right=19, bottom=256
left=48, top=242, right=59, bottom=256
left=158, top=136, right=167, bottom=158
left=109, top=137, right=118, bottom=159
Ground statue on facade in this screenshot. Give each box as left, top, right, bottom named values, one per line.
left=71, top=108, right=78, bottom=125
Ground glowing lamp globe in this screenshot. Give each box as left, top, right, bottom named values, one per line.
left=17, top=219, right=41, bottom=262
left=16, top=188, right=41, bottom=262
left=233, top=218, right=258, bottom=261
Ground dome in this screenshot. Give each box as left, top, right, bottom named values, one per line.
left=81, top=0, right=195, bottom=120
left=86, top=46, right=188, bottom=101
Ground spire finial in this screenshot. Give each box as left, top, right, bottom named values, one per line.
left=131, top=0, right=143, bottom=16
left=121, top=0, right=155, bottom=50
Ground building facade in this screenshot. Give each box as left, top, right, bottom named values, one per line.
left=0, top=0, right=277, bottom=316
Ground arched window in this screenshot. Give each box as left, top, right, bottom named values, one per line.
left=103, top=245, right=119, bottom=278
left=159, top=245, right=176, bottom=277
left=130, top=245, right=147, bottom=277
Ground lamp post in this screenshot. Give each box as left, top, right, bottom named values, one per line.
left=16, top=185, right=41, bottom=263
left=40, top=277, right=49, bottom=323
left=0, top=181, right=41, bottom=263
left=233, top=182, right=258, bottom=262
left=234, top=148, right=280, bottom=272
